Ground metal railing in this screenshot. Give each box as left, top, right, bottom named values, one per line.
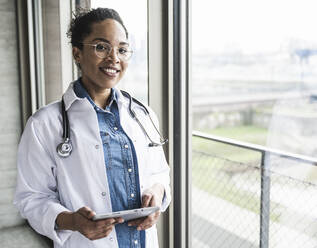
left=192, top=130, right=317, bottom=248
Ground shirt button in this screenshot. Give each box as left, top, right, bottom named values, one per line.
left=95, top=144, right=100, bottom=149
left=128, top=168, right=132, bottom=173
left=131, top=193, right=135, bottom=198
left=109, top=237, right=114, bottom=242
left=124, top=144, right=129, bottom=149
left=114, top=127, right=118, bottom=131
left=101, top=192, right=107, bottom=196
left=134, top=240, right=138, bottom=244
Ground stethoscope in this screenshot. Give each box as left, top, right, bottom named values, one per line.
left=56, top=90, right=168, bottom=158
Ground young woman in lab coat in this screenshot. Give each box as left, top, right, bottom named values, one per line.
left=14, top=8, right=170, bottom=248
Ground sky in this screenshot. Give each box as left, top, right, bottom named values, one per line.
left=91, top=0, right=147, bottom=50
left=192, top=0, right=317, bottom=53
left=91, top=0, right=317, bottom=54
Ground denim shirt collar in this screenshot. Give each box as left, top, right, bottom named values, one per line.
left=73, top=78, right=117, bottom=111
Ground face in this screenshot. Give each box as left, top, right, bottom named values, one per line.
left=73, top=19, right=129, bottom=91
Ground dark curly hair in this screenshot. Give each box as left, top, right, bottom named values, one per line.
left=67, top=8, right=128, bottom=50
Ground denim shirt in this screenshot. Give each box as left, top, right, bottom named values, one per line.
left=74, top=80, right=145, bottom=248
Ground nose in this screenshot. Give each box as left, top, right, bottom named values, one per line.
left=106, top=48, right=120, bottom=63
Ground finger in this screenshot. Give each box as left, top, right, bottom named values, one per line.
left=88, top=225, right=114, bottom=240
left=128, top=208, right=160, bottom=228
left=139, top=223, right=154, bottom=230
left=136, top=216, right=154, bottom=229
left=153, top=211, right=160, bottom=218
left=84, top=218, right=115, bottom=235
left=77, top=215, right=114, bottom=237
left=149, top=195, right=158, bottom=207
left=145, top=193, right=157, bottom=208
left=97, top=224, right=114, bottom=236
left=142, top=194, right=152, bottom=207
left=77, top=206, right=96, bottom=219
left=95, top=218, right=116, bottom=228
left=136, top=217, right=152, bottom=230
left=114, top=217, right=124, bottom=224
left=137, top=220, right=153, bottom=231
left=73, top=212, right=100, bottom=234
left=137, top=212, right=160, bottom=230
left=128, top=217, right=145, bottom=227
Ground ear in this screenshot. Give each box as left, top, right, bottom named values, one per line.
left=72, top=47, right=82, bottom=64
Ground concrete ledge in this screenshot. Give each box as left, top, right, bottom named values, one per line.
left=0, top=224, right=52, bottom=248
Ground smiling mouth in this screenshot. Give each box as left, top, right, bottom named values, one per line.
left=100, top=67, right=120, bottom=77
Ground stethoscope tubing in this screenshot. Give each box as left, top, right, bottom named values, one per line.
left=121, top=90, right=168, bottom=147
left=56, top=90, right=168, bottom=157
left=62, top=100, right=69, bottom=140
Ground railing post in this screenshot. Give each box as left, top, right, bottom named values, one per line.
left=193, top=131, right=317, bottom=248
left=260, top=151, right=270, bottom=248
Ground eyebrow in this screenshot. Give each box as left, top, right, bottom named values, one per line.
left=91, top=38, right=129, bottom=46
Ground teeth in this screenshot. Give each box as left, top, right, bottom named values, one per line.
left=103, top=68, right=117, bottom=74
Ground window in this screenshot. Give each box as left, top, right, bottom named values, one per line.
left=91, top=0, right=148, bottom=103
left=192, top=1, right=317, bottom=247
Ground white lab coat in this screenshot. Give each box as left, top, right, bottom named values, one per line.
left=14, top=82, right=171, bottom=248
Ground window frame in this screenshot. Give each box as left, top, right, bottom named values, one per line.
left=147, top=0, right=172, bottom=247
left=171, top=0, right=192, bottom=247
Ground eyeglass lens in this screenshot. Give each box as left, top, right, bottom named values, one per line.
left=95, top=42, right=132, bottom=61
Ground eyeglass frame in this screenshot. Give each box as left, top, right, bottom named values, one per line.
left=81, top=42, right=133, bottom=61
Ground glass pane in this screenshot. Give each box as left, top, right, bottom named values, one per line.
left=91, top=0, right=148, bottom=103
left=192, top=0, right=317, bottom=247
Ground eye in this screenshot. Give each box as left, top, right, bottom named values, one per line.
left=118, top=47, right=129, bottom=55
left=95, top=43, right=110, bottom=52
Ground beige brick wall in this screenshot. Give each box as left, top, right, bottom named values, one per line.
left=0, top=0, right=24, bottom=229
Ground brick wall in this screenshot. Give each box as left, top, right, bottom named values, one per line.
left=0, top=0, right=24, bottom=229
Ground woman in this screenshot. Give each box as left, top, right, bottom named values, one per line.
left=14, top=8, right=171, bottom=248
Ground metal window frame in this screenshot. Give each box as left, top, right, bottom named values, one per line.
left=27, top=0, right=46, bottom=112
left=147, top=0, right=193, bottom=247
left=173, top=0, right=191, bottom=247
left=147, top=0, right=172, bottom=247
left=16, top=0, right=31, bottom=128
left=18, top=0, right=77, bottom=127
left=148, top=0, right=192, bottom=247
left=17, top=0, right=46, bottom=125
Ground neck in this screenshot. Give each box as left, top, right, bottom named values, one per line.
left=81, top=79, right=111, bottom=109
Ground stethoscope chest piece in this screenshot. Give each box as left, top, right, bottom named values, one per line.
left=57, top=99, right=72, bottom=158
left=57, top=138, right=72, bottom=157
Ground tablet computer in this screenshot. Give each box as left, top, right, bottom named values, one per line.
left=92, top=206, right=160, bottom=222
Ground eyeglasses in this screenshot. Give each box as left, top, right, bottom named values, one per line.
left=81, top=42, right=133, bottom=61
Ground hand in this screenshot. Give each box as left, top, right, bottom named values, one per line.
left=56, top=206, right=123, bottom=241
left=128, top=184, right=165, bottom=231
